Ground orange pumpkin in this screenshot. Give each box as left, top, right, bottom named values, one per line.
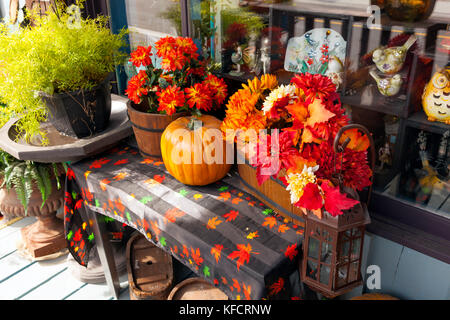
left=161, top=115, right=232, bottom=186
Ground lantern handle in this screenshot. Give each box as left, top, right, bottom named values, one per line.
left=333, top=124, right=376, bottom=206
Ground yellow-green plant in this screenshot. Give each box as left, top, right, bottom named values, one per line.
left=0, top=1, right=128, bottom=144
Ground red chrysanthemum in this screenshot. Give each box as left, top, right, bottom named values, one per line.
left=125, top=70, right=149, bottom=104
left=129, top=46, right=153, bottom=68
left=155, top=36, right=199, bottom=72
left=203, top=74, right=228, bottom=107
left=156, top=85, right=185, bottom=115
left=185, top=83, right=213, bottom=111
left=291, top=73, right=336, bottom=100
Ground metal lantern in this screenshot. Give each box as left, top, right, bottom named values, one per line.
left=301, top=124, right=375, bottom=298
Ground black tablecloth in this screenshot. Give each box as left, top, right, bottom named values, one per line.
left=64, top=142, right=305, bottom=300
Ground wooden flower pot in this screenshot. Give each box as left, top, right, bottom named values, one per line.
left=127, top=100, right=187, bottom=159
left=236, top=149, right=305, bottom=226
left=40, top=75, right=112, bottom=138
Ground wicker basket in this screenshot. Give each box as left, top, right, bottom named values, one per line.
left=167, top=278, right=228, bottom=300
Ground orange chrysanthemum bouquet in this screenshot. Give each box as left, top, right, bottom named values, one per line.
left=222, top=73, right=373, bottom=219
left=126, top=36, right=227, bottom=116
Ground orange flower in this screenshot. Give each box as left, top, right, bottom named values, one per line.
left=156, top=85, right=185, bottom=115
left=125, top=70, right=148, bottom=104
left=203, top=74, right=228, bottom=106
left=154, top=36, right=176, bottom=58
left=185, top=83, right=213, bottom=111
left=155, top=36, right=199, bottom=72
left=129, top=46, right=153, bottom=67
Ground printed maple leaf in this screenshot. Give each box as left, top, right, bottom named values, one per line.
left=218, top=186, right=229, bottom=191
left=218, top=192, right=231, bottom=201
left=153, top=161, right=163, bottom=166
left=164, top=207, right=186, bottom=223
left=114, top=159, right=128, bottom=166
left=269, top=277, right=285, bottom=296
left=284, top=243, right=298, bottom=261
left=183, top=245, right=189, bottom=258
left=262, top=216, right=278, bottom=229
left=73, top=229, right=82, bottom=242
left=242, top=283, right=251, bottom=300
left=231, top=197, right=243, bottom=205
left=153, top=175, right=165, bottom=184
left=193, top=194, right=203, bottom=200
left=113, top=172, right=128, bottom=181
left=223, top=210, right=239, bottom=222
left=262, top=208, right=273, bottom=216
left=232, top=279, right=241, bottom=292
left=190, top=248, right=204, bottom=266
left=139, top=196, right=153, bottom=204
left=207, top=216, right=223, bottom=230
left=74, top=199, right=83, bottom=210
left=211, top=244, right=223, bottom=263
left=278, top=224, right=290, bottom=233
left=178, top=189, right=189, bottom=197
left=221, top=277, right=228, bottom=285
left=228, top=243, right=259, bottom=271
left=90, top=158, right=111, bottom=169
left=246, top=231, right=259, bottom=239
left=159, top=237, right=167, bottom=247
left=203, top=266, right=210, bottom=277
left=114, top=198, right=125, bottom=213
left=66, top=168, right=76, bottom=180
left=149, top=220, right=161, bottom=238
left=140, top=158, right=154, bottom=164
left=99, top=178, right=110, bottom=191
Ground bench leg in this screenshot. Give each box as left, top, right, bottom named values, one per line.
left=88, top=210, right=120, bottom=299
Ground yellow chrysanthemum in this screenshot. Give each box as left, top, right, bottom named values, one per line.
left=242, top=74, right=278, bottom=98
left=285, top=165, right=319, bottom=204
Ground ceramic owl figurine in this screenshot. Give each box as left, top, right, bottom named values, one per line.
left=372, top=34, right=417, bottom=74
left=370, top=69, right=403, bottom=97
left=422, top=67, right=450, bottom=125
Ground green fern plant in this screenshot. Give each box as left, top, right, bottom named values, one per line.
left=0, top=0, right=128, bottom=144
left=0, top=150, right=66, bottom=214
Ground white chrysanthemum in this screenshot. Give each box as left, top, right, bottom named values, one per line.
left=262, top=84, right=297, bottom=115
left=285, top=165, right=319, bottom=204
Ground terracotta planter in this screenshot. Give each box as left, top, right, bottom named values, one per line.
left=127, top=100, right=187, bottom=159
left=0, top=173, right=67, bottom=258
left=40, top=75, right=112, bottom=138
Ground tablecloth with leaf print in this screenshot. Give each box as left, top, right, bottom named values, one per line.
left=64, top=142, right=305, bottom=300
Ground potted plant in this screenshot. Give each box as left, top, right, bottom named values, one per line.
left=125, top=36, right=228, bottom=158
left=0, top=1, right=127, bottom=142
left=221, top=73, right=374, bottom=222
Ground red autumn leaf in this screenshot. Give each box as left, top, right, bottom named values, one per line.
left=73, top=229, right=82, bottom=242
left=214, top=279, right=219, bottom=285
left=90, top=158, right=111, bottom=169
left=269, top=277, right=285, bottom=296
left=218, top=192, right=231, bottom=201
left=232, top=279, right=241, bottom=292
left=206, top=216, right=223, bottom=230
left=164, top=207, right=186, bottom=223
left=223, top=210, right=239, bottom=222
left=297, top=183, right=323, bottom=211
left=211, top=244, right=223, bottom=264
left=183, top=245, right=189, bottom=258
left=66, top=168, right=76, bottom=180
left=228, top=243, right=258, bottom=271
left=321, top=182, right=359, bottom=217
left=262, top=216, right=277, bottom=229
left=153, top=175, right=165, bottom=184
left=74, top=199, right=83, bottom=210
left=278, top=224, right=290, bottom=233
left=114, top=159, right=128, bottom=165
left=243, top=283, right=252, bottom=300
left=284, top=243, right=298, bottom=261
left=190, top=248, right=203, bottom=266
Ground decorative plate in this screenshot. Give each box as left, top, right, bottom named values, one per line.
left=284, top=28, right=346, bottom=76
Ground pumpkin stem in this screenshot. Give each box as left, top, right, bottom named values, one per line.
left=187, top=117, right=203, bottom=131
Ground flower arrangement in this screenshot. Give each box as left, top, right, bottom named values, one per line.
left=222, top=73, right=372, bottom=218
left=125, top=36, right=227, bottom=116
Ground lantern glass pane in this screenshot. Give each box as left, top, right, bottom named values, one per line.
left=351, top=237, right=361, bottom=261
left=307, top=260, right=318, bottom=280
left=339, top=240, right=350, bottom=263
left=353, top=227, right=362, bottom=237
left=323, top=229, right=332, bottom=242
left=320, top=241, right=332, bottom=264
left=308, top=237, right=320, bottom=260
left=319, top=265, right=330, bottom=285
left=337, top=264, right=348, bottom=288
left=348, top=261, right=360, bottom=283
left=314, top=226, right=321, bottom=237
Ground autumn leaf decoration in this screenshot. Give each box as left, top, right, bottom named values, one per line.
left=211, top=244, right=223, bottom=263
left=228, top=243, right=259, bottom=271
left=206, top=216, right=223, bottom=230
